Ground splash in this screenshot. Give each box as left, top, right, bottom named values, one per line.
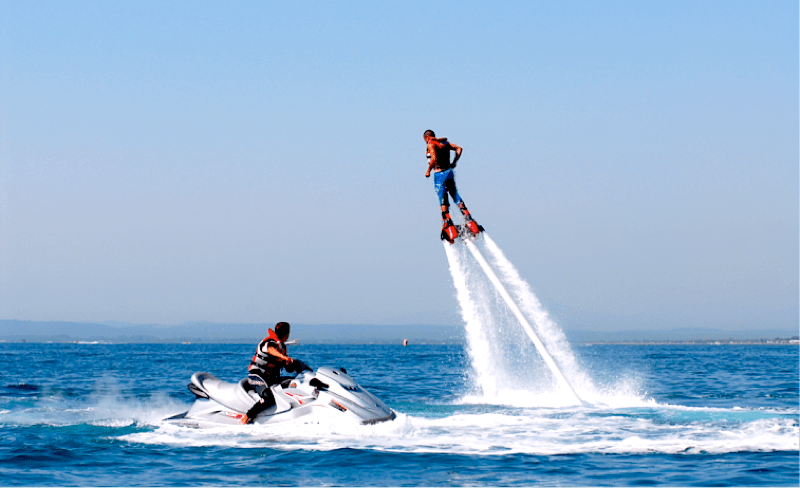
left=0, top=374, right=188, bottom=428
left=444, top=233, right=635, bottom=407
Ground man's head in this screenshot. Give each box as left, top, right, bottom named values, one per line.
left=423, top=129, right=435, bottom=142
left=275, top=321, right=291, bottom=341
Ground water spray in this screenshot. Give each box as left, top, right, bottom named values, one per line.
left=462, top=238, right=584, bottom=406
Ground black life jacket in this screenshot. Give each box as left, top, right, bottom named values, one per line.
left=248, top=329, right=287, bottom=379
left=427, top=138, right=452, bottom=171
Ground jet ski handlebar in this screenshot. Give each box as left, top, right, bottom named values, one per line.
left=287, top=359, right=313, bottom=374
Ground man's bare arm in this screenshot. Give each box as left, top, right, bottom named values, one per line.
left=425, top=141, right=438, bottom=177
left=451, top=144, right=462, bottom=167
left=266, top=345, right=292, bottom=364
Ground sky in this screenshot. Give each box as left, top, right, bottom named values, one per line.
left=1, top=1, right=797, bottom=333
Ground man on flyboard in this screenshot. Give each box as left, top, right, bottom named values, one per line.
left=424, top=130, right=482, bottom=243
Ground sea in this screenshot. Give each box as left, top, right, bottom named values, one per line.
left=0, top=342, right=797, bottom=486
left=2, top=234, right=798, bottom=486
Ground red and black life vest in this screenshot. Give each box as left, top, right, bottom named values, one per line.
left=427, top=138, right=452, bottom=171
left=248, top=329, right=287, bottom=379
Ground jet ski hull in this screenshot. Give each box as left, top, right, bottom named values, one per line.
left=164, top=367, right=395, bottom=426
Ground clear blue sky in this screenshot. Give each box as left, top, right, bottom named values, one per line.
left=1, top=1, right=797, bottom=332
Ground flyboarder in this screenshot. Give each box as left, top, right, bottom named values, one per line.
left=423, top=130, right=482, bottom=243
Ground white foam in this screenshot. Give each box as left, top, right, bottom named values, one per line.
left=120, top=408, right=799, bottom=455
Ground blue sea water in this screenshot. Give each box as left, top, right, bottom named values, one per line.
left=0, top=342, right=797, bottom=486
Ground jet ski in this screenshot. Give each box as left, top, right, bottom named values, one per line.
left=164, top=365, right=396, bottom=426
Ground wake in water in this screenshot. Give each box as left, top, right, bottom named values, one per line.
left=121, top=406, right=799, bottom=455
left=444, top=233, right=646, bottom=408
left=6, top=377, right=796, bottom=456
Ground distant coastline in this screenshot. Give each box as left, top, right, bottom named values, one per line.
left=0, top=319, right=465, bottom=345
left=2, top=339, right=797, bottom=346
left=582, top=338, right=799, bottom=346
left=1, top=319, right=797, bottom=345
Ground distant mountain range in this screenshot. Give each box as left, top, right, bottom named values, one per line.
left=0, top=320, right=465, bottom=344
left=565, top=327, right=798, bottom=343
left=0, top=320, right=796, bottom=344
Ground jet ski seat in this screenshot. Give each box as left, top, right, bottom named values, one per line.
left=190, top=372, right=260, bottom=413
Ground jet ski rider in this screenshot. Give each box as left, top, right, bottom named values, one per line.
left=423, top=130, right=480, bottom=241
left=240, top=321, right=302, bottom=425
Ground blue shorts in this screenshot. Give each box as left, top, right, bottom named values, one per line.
left=433, top=169, right=462, bottom=207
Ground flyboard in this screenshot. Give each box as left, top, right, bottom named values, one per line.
left=441, top=220, right=584, bottom=406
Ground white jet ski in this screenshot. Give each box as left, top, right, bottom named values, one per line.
left=164, top=365, right=395, bottom=426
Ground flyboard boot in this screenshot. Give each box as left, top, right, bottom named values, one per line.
left=458, top=202, right=484, bottom=236
left=440, top=210, right=459, bottom=244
